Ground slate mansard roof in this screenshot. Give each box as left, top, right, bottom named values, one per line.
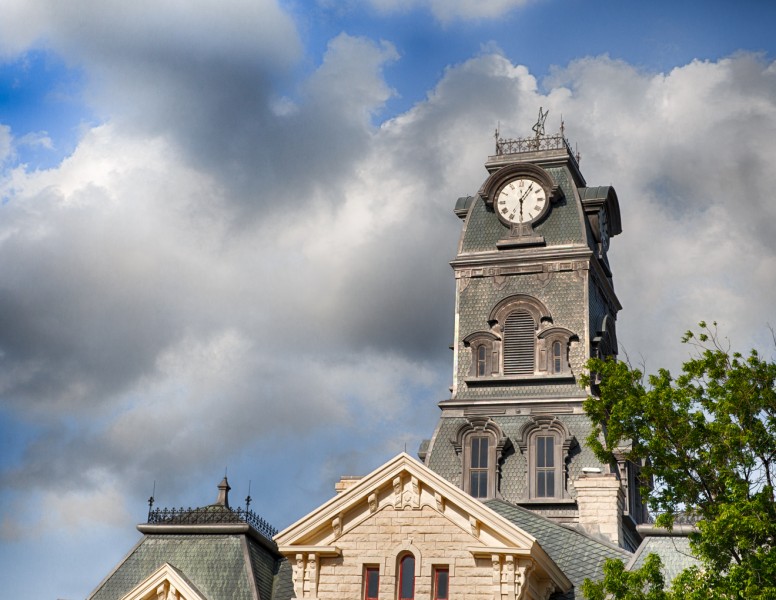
left=88, top=534, right=284, bottom=600
left=487, top=499, right=632, bottom=600
left=87, top=478, right=292, bottom=600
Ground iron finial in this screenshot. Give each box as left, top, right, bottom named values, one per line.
left=532, top=107, right=549, bottom=139
left=245, top=480, right=253, bottom=511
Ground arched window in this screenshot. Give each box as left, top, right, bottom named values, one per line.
left=469, top=436, right=489, bottom=498
left=453, top=419, right=509, bottom=500
left=538, top=327, right=576, bottom=375
left=463, top=332, right=498, bottom=378
left=476, top=345, right=487, bottom=376
left=503, top=310, right=535, bottom=374
left=398, top=555, right=415, bottom=600
left=517, top=416, right=577, bottom=501
left=552, top=341, right=562, bottom=374
left=535, top=435, right=556, bottom=497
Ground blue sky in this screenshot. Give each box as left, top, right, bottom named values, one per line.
left=1, top=1, right=776, bottom=598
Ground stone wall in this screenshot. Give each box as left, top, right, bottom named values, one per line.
left=316, top=505, right=492, bottom=600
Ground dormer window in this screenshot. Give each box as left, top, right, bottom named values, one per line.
left=537, top=326, right=576, bottom=375
left=463, top=295, right=576, bottom=382
left=552, top=341, right=562, bottom=374
left=469, top=436, right=490, bottom=498
left=476, top=345, right=487, bottom=376
left=517, top=416, right=577, bottom=501
left=453, top=419, right=510, bottom=500
left=463, top=332, right=498, bottom=378
left=535, top=435, right=556, bottom=497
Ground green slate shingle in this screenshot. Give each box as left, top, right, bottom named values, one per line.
left=627, top=535, right=700, bottom=584
left=486, top=499, right=632, bottom=600
left=89, top=534, right=263, bottom=600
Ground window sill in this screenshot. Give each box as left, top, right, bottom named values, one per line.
left=464, top=373, right=575, bottom=386
left=516, top=498, right=577, bottom=505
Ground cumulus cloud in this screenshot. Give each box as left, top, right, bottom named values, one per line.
left=366, top=0, right=536, bottom=22
left=542, top=53, right=776, bottom=368
left=0, top=125, right=12, bottom=163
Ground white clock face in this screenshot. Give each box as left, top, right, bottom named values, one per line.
left=496, top=178, right=547, bottom=224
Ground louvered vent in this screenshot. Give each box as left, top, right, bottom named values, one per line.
left=503, top=310, right=535, bottom=375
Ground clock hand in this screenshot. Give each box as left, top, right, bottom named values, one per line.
left=518, top=183, right=534, bottom=204
left=517, top=183, right=533, bottom=223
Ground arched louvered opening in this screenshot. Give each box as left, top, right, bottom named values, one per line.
left=503, top=310, right=535, bottom=375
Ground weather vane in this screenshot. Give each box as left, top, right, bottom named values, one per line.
left=532, top=107, right=548, bottom=139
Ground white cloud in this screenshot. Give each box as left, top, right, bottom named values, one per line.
left=366, top=0, right=536, bottom=22
left=0, top=125, right=12, bottom=163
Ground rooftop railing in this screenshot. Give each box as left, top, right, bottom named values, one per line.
left=147, top=505, right=278, bottom=540
left=495, top=133, right=574, bottom=156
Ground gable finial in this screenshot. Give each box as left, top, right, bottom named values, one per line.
left=216, top=475, right=231, bottom=508
left=532, top=107, right=549, bottom=139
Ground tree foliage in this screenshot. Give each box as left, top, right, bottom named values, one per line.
left=580, top=322, right=776, bottom=599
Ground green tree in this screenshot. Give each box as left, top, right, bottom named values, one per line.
left=580, top=322, right=776, bottom=600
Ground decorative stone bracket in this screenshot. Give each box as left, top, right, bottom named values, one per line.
left=280, top=547, right=340, bottom=600
left=468, top=547, right=562, bottom=600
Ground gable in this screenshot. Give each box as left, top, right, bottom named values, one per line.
left=119, top=563, right=207, bottom=600
left=275, top=453, right=571, bottom=599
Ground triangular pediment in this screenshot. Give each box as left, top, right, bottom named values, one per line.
left=119, top=563, right=207, bottom=600
left=275, top=453, right=570, bottom=594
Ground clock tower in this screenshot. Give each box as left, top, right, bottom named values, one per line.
left=421, top=114, right=645, bottom=549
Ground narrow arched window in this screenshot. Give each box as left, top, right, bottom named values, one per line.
left=503, top=310, right=535, bottom=375
left=552, top=341, right=562, bottom=373
left=398, top=555, right=415, bottom=600
left=536, top=435, right=556, bottom=498
left=469, top=436, right=489, bottom=498
left=476, top=345, right=487, bottom=376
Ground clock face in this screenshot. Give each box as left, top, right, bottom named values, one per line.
left=496, top=178, right=548, bottom=224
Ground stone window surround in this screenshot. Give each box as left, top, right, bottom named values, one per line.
left=356, top=552, right=457, bottom=600
left=463, top=294, right=577, bottom=383
left=517, top=416, right=577, bottom=502
left=537, top=326, right=577, bottom=374
left=452, top=418, right=510, bottom=500
left=463, top=331, right=499, bottom=377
